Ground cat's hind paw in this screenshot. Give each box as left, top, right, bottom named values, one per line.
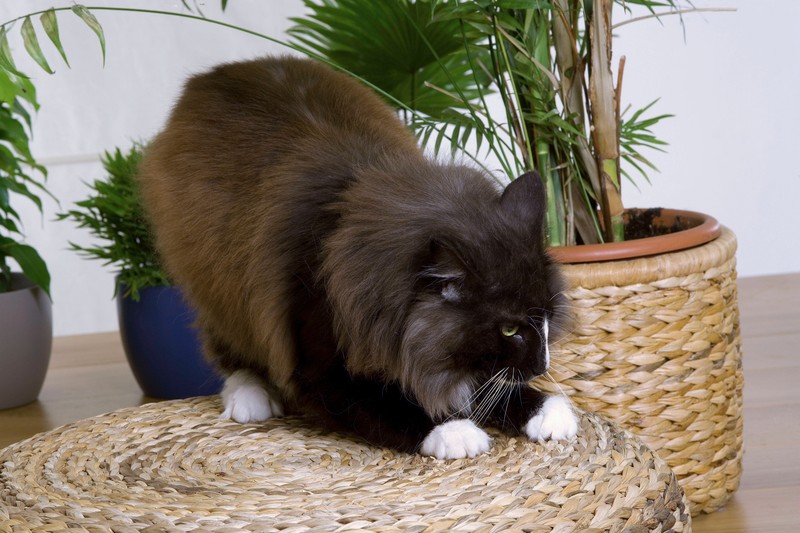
left=525, top=395, right=578, bottom=442
left=420, top=419, right=492, bottom=459
left=220, top=369, right=283, bottom=423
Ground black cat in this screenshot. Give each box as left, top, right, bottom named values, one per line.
left=138, top=56, right=578, bottom=458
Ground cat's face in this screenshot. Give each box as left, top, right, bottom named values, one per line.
left=439, top=261, right=563, bottom=383
left=400, top=172, right=567, bottom=419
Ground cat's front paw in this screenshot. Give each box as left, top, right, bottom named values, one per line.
left=420, top=419, right=492, bottom=459
left=220, top=369, right=283, bottom=423
left=525, top=395, right=578, bottom=442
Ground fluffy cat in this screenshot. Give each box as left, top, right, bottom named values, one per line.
left=138, top=56, right=578, bottom=459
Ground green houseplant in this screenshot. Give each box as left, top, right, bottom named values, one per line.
left=57, top=145, right=167, bottom=301
left=289, top=0, right=718, bottom=247
left=58, top=145, right=223, bottom=399
left=2, top=0, right=739, bottom=514
left=289, top=0, right=742, bottom=515
left=0, top=64, right=53, bottom=409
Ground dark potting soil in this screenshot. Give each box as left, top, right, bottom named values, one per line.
left=624, top=208, right=695, bottom=240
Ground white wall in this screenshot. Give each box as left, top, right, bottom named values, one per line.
left=613, top=1, right=800, bottom=279
left=2, top=0, right=797, bottom=336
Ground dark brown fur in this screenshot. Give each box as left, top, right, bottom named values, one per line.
left=139, top=56, right=567, bottom=452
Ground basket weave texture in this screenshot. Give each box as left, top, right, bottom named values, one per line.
left=0, top=397, right=690, bottom=532
left=534, top=226, right=743, bottom=515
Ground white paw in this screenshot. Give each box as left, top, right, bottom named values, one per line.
left=420, top=419, right=492, bottom=459
left=220, top=369, right=283, bottom=423
left=525, top=395, right=579, bottom=442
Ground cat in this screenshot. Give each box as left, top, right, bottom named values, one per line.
left=137, top=56, right=578, bottom=459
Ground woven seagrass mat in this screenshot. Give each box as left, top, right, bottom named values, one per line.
left=0, top=397, right=690, bottom=532
left=534, top=226, right=743, bottom=516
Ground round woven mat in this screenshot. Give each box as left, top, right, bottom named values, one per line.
left=0, top=397, right=690, bottom=532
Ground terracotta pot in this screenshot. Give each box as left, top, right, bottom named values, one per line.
left=549, top=208, right=721, bottom=263
left=0, top=273, right=52, bottom=409
left=534, top=210, right=742, bottom=516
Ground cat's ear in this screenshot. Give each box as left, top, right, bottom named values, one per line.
left=500, top=171, right=546, bottom=229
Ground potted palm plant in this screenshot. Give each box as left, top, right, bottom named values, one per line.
left=58, top=145, right=223, bottom=399
left=0, top=66, right=53, bottom=409
left=2, top=0, right=739, bottom=515
left=290, top=0, right=741, bottom=515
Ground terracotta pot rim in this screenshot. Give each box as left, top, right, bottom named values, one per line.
left=548, top=208, right=721, bottom=264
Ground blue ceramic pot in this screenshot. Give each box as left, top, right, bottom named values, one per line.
left=116, top=283, right=223, bottom=399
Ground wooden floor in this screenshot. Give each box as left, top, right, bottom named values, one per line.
left=1, top=273, right=798, bottom=531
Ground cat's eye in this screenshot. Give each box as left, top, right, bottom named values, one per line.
left=500, top=325, right=519, bottom=337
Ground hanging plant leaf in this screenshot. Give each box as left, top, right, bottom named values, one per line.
left=21, top=17, right=53, bottom=74
left=71, top=6, right=106, bottom=66
left=0, top=28, right=27, bottom=79
left=40, top=9, right=70, bottom=68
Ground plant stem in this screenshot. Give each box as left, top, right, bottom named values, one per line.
left=588, top=0, right=623, bottom=242
left=494, top=14, right=534, bottom=174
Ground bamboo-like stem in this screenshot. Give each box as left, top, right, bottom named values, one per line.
left=615, top=54, right=626, bottom=229
left=551, top=0, right=600, bottom=245
left=524, top=8, right=565, bottom=246
left=589, top=0, right=623, bottom=242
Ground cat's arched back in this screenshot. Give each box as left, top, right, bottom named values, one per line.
left=139, top=57, right=420, bottom=394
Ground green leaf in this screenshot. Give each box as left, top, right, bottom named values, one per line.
left=21, top=17, right=54, bottom=74
left=11, top=98, right=33, bottom=132
left=289, top=0, right=491, bottom=120
left=7, top=243, right=50, bottom=298
left=0, top=111, right=34, bottom=161
left=58, top=143, right=168, bottom=297
left=0, top=258, right=10, bottom=293
left=9, top=72, right=39, bottom=109
left=0, top=216, right=20, bottom=234
left=71, top=5, right=106, bottom=66
left=0, top=27, right=27, bottom=79
left=221, top=0, right=229, bottom=11
left=0, top=67, right=18, bottom=104
left=0, top=184, right=8, bottom=209
left=41, top=9, right=70, bottom=68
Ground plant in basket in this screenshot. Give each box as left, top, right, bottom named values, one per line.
left=57, top=145, right=223, bottom=399
left=291, top=0, right=742, bottom=514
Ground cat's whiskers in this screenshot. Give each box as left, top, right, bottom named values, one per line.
left=549, top=289, right=568, bottom=302
left=444, top=369, right=505, bottom=422
left=471, top=384, right=501, bottom=426
left=467, top=372, right=503, bottom=423
left=471, top=369, right=515, bottom=427
left=543, top=370, right=576, bottom=408
left=498, top=369, right=520, bottom=427
left=465, top=372, right=501, bottom=423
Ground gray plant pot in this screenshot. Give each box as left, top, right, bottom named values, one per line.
left=0, top=273, right=53, bottom=409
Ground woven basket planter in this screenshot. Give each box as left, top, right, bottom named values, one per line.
left=535, top=220, right=743, bottom=516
